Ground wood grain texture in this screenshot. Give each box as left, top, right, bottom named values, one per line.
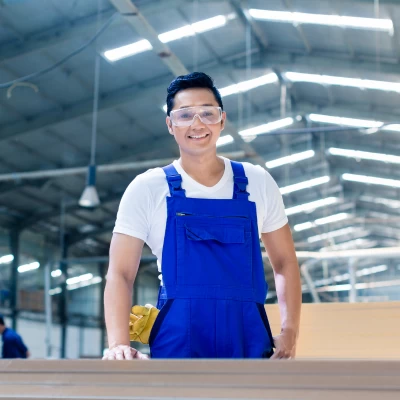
left=0, top=359, right=399, bottom=399
left=266, top=301, right=400, bottom=359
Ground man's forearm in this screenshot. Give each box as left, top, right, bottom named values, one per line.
left=104, top=275, right=133, bottom=348
left=274, top=261, right=302, bottom=335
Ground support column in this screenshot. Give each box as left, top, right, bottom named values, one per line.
left=9, top=229, right=20, bottom=331
left=99, top=262, right=106, bottom=356
left=349, top=258, right=358, bottom=303
left=59, top=234, right=69, bottom=359
left=44, top=261, right=53, bottom=358
left=300, top=262, right=320, bottom=303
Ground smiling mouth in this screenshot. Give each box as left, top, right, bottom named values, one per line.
left=188, top=134, right=209, bottom=140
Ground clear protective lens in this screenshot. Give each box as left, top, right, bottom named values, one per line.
left=170, top=106, right=222, bottom=126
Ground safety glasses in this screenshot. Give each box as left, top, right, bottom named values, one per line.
left=170, top=106, right=222, bottom=127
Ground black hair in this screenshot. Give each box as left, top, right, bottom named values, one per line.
left=0, top=314, right=4, bottom=326
left=166, top=72, right=223, bottom=116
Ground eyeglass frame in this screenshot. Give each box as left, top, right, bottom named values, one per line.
left=169, top=106, right=224, bottom=127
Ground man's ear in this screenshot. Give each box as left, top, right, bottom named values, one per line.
left=166, top=117, right=174, bottom=135
left=220, top=111, right=226, bottom=131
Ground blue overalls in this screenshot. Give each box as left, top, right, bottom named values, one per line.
left=149, top=161, right=274, bottom=358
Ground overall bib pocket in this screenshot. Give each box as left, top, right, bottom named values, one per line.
left=176, top=215, right=253, bottom=288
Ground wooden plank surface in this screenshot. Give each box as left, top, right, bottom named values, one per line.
left=266, top=301, right=400, bottom=359
left=0, top=359, right=399, bottom=399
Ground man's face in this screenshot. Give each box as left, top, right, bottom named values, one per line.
left=166, top=88, right=226, bottom=156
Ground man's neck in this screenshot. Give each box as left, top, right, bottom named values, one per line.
left=180, top=151, right=225, bottom=187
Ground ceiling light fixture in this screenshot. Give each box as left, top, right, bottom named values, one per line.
left=0, top=254, right=14, bottom=264
left=266, top=149, right=315, bottom=169
left=280, top=176, right=330, bottom=195
left=239, top=117, right=294, bottom=137
left=104, top=15, right=233, bottom=62
left=18, top=261, right=40, bottom=273
left=328, top=147, right=400, bottom=164
left=285, top=72, right=400, bottom=93
left=294, top=212, right=350, bottom=232
left=285, top=197, right=339, bottom=216
left=309, top=114, right=384, bottom=128
left=249, top=9, right=393, bottom=34
left=219, top=73, right=278, bottom=97
left=342, top=173, right=400, bottom=188
left=216, top=135, right=234, bottom=147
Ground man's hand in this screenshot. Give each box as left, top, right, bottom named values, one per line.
left=271, top=328, right=297, bottom=359
left=102, top=345, right=150, bottom=360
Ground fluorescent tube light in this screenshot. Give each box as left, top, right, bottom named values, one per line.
left=219, top=73, right=278, bottom=97
left=249, top=9, right=393, bottom=33
left=328, top=147, right=400, bottom=164
left=239, top=117, right=294, bottom=137
left=191, top=15, right=228, bottom=33
left=18, top=261, right=40, bottom=273
left=159, top=15, right=228, bottom=43
left=309, top=114, right=383, bottom=128
left=66, top=273, right=93, bottom=286
left=280, top=176, right=330, bottom=195
left=285, top=72, right=400, bottom=93
left=105, top=15, right=232, bottom=61
left=307, top=227, right=366, bottom=243
left=216, top=135, right=234, bottom=147
left=359, top=195, right=400, bottom=209
left=266, top=149, right=315, bottom=169
left=51, top=269, right=62, bottom=278
left=315, top=213, right=350, bottom=225
left=0, top=254, right=14, bottom=264
left=358, top=264, right=388, bottom=276
left=49, top=287, right=62, bottom=296
left=294, top=212, right=350, bottom=232
left=286, top=197, right=339, bottom=216
left=50, top=276, right=102, bottom=295
left=342, top=173, right=400, bottom=188
left=104, top=39, right=153, bottom=62
left=67, top=276, right=102, bottom=291
left=383, top=124, right=400, bottom=132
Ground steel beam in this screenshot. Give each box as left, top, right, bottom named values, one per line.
left=1, top=49, right=400, bottom=144
left=9, top=229, right=20, bottom=331
left=0, top=0, right=193, bottom=65
left=59, top=234, right=69, bottom=359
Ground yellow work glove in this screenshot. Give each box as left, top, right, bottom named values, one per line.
left=129, top=304, right=159, bottom=344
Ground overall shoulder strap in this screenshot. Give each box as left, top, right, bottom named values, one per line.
left=230, top=161, right=250, bottom=200
left=162, top=164, right=186, bottom=198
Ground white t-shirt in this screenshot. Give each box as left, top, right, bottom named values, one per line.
left=113, top=157, right=288, bottom=280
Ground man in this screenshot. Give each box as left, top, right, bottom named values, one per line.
left=0, top=314, right=30, bottom=359
left=104, top=72, right=301, bottom=359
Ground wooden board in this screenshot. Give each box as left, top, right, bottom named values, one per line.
left=0, top=359, right=399, bottom=399
left=266, top=301, right=400, bottom=359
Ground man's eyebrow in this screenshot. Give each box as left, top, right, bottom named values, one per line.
left=178, top=103, right=216, bottom=109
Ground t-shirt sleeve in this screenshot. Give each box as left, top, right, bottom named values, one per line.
left=113, top=175, right=152, bottom=242
left=261, top=170, right=288, bottom=233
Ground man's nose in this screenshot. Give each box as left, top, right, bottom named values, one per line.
left=191, top=114, right=206, bottom=128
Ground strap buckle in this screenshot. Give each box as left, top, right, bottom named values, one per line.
left=234, top=176, right=248, bottom=192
